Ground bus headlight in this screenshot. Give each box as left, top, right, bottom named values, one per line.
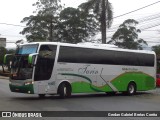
left=24, top=81, right=34, bottom=85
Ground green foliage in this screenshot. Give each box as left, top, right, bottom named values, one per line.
left=108, top=19, right=148, bottom=50
left=152, top=45, right=160, bottom=55
left=32, top=0, right=62, bottom=15
left=20, top=15, right=50, bottom=42
left=20, top=0, right=62, bottom=42
left=7, top=49, right=16, bottom=54
left=20, top=0, right=99, bottom=44
left=0, top=48, right=15, bottom=66
left=56, top=7, right=99, bottom=43
left=0, top=47, right=7, bottom=72
left=0, top=47, right=7, bottom=65
left=6, top=49, right=16, bottom=65
left=79, top=0, right=113, bottom=43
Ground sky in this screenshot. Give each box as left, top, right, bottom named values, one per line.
left=0, top=0, right=160, bottom=49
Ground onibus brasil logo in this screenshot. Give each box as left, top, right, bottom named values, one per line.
left=1, top=112, right=42, bottom=118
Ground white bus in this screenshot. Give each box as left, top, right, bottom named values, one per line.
left=5, top=42, right=156, bottom=98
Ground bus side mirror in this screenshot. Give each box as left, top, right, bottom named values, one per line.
left=28, top=53, right=38, bottom=65
left=3, top=54, right=13, bottom=64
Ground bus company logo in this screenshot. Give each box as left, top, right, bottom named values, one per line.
left=78, top=65, right=100, bottom=75
left=122, top=67, right=138, bottom=71
left=2, top=112, right=11, bottom=117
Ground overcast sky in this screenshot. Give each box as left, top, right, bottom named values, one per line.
left=0, top=0, right=160, bottom=49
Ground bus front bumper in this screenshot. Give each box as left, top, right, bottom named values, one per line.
left=9, top=84, right=34, bottom=94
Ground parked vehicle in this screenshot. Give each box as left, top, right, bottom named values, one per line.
left=156, top=74, right=160, bottom=87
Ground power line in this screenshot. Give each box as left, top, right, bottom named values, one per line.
left=0, top=22, right=25, bottom=27
left=110, top=12, right=160, bottom=30
left=113, top=1, right=160, bottom=19
left=143, top=37, right=160, bottom=39
left=142, top=30, right=160, bottom=31
left=105, top=12, right=160, bottom=31
left=0, top=1, right=160, bottom=45
left=138, top=13, right=160, bottom=23
left=6, top=42, right=16, bottom=43
left=0, top=34, right=24, bottom=37
left=145, top=41, right=160, bottom=43
left=0, top=1, right=160, bottom=28
left=108, top=13, right=160, bottom=32
left=141, top=22, right=160, bottom=30
left=138, top=17, right=160, bottom=26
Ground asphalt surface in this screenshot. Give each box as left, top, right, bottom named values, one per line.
left=0, top=77, right=160, bottom=120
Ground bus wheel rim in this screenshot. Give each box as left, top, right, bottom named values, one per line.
left=129, top=85, right=134, bottom=94
left=64, top=87, right=67, bottom=96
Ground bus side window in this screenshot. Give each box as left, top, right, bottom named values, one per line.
left=34, top=45, right=57, bottom=81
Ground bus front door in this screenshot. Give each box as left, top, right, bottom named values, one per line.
left=34, top=45, right=57, bottom=94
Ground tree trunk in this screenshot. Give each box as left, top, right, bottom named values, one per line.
left=49, top=22, right=53, bottom=42
left=101, top=0, right=107, bottom=44
left=49, top=16, right=53, bottom=42
left=2, top=64, right=5, bottom=73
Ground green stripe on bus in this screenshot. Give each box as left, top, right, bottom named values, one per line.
left=111, top=72, right=155, bottom=91
left=61, top=72, right=155, bottom=93
left=61, top=73, right=114, bottom=93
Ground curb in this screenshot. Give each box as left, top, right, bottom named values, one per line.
left=0, top=76, right=9, bottom=80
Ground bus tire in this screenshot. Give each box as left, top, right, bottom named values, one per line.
left=127, top=82, right=136, bottom=95
left=58, top=82, right=71, bottom=99
left=38, top=94, right=45, bottom=99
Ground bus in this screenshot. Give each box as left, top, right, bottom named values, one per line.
left=4, top=42, right=156, bottom=98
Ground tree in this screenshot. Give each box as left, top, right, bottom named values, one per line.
left=108, top=19, right=148, bottom=50
left=20, top=0, right=62, bottom=42
left=21, top=0, right=99, bottom=43
left=56, top=7, right=99, bottom=43
left=0, top=47, right=7, bottom=72
left=152, top=45, right=160, bottom=55
left=6, top=49, right=16, bottom=71
left=20, top=15, right=48, bottom=42
left=79, top=0, right=113, bottom=44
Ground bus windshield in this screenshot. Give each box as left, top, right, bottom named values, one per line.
left=10, top=44, right=39, bottom=80
left=10, top=56, right=33, bottom=80
left=16, top=44, right=38, bottom=55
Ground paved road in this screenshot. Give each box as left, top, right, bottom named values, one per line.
left=0, top=78, right=160, bottom=120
